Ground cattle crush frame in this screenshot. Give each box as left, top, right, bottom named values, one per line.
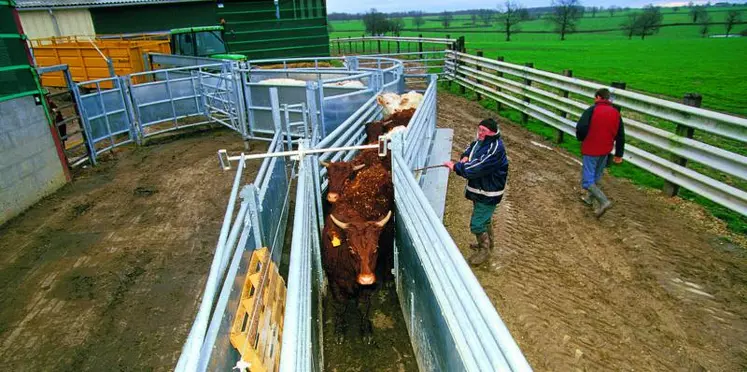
left=60, top=44, right=531, bottom=371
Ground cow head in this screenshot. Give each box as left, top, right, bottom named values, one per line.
left=329, top=211, right=392, bottom=285
left=321, top=160, right=365, bottom=203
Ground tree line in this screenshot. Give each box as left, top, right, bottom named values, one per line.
left=341, top=2, right=744, bottom=41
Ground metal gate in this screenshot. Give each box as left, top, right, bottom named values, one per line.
left=199, top=65, right=246, bottom=137
left=36, top=64, right=93, bottom=167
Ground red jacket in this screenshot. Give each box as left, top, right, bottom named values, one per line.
left=575, top=100, right=625, bottom=157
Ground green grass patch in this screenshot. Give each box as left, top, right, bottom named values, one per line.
left=331, top=6, right=747, bottom=116
left=438, top=81, right=747, bottom=235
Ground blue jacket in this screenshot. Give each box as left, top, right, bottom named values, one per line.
left=454, top=134, right=509, bottom=205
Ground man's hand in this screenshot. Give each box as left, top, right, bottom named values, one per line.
left=613, top=156, right=623, bottom=164
left=443, top=161, right=455, bottom=172
left=460, top=156, right=468, bottom=163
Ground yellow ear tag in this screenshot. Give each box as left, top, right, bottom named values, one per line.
left=332, top=236, right=342, bottom=247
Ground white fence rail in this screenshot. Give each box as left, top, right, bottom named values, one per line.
left=444, top=50, right=747, bottom=216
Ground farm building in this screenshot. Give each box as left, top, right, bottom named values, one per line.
left=0, top=2, right=69, bottom=225
left=15, top=0, right=330, bottom=59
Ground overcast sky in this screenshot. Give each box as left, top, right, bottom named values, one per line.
left=327, top=0, right=746, bottom=13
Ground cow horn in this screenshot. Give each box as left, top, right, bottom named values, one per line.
left=320, top=160, right=331, bottom=167
left=352, top=164, right=365, bottom=171
left=329, top=214, right=350, bottom=230
left=375, top=210, right=392, bottom=227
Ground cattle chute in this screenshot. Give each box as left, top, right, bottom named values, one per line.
left=168, top=54, right=531, bottom=372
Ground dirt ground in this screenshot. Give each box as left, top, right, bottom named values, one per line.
left=438, top=92, right=747, bottom=371
left=0, top=127, right=265, bottom=371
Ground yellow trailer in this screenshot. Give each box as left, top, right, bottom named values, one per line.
left=30, top=36, right=170, bottom=89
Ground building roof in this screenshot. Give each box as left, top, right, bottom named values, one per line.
left=14, top=0, right=208, bottom=10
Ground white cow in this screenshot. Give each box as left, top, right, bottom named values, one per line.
left=376, top=91, right=424, bottom=115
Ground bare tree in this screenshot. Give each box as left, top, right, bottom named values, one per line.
left=620, top=12, right=640, bottom=40
left=478, top=9, right=495, bottom=26
left=412, top=12, right=426, bottom=30
left=441, top=11, right=453, bottom=28
left=590, top=6, right=598, bottom=18
left=471, top=12, right=478, bottom=25
left=547, top=0, right=584, bottom=41
left=725, top=10, right=741, bottom=37
left=497, top=1, right=528, bottom=42
left=699, top=13, right=711, bottom=38
left=608, top=6, right=617, bottom=17
left=633, top=5, right=663, bottom=40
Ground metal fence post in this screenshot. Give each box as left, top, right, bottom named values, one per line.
left=556, top=69, right=573, bottom=144
left=475, top=50, right=483, bottom=101
left=378, top=38, right=382, bottom=54
left=348, top=36, right=352, bottom=54
left=495, top=56, right=504, bottom=111
left=522, top=62, right=533, bottom=124
left=609, top=81, right=626, bottom=166
left=396, top=40, right=400, bottom=53
left=336, top=37, right=341, bottom=55
left=663, top=93, right=702, bottom=197
left=418, top=33, right=423, bottom=60
left=361, top=34, right=365, bottom=54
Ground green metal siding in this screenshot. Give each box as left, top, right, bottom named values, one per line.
left=220, top=0, right=329, bottom=59
left=91, top=2, right=218, bottom=34
left=1, top=3, right=39, bottom=100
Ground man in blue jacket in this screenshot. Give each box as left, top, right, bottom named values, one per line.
left=444, top=118, right=509, bottom=266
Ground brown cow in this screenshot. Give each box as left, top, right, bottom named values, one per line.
left=322, top=208, right=391, bottom=344
left=320, top=160, right=364, bottom=203
left=364, top=108, right=416, bottom=144
left=322, top=157, right=395, bottom=344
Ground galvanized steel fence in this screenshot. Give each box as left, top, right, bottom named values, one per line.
left=176, top=131, right=293, bottom=372
left=444, top=50, right=747, bottom=216
left=390, top=134, right=531, bottom=371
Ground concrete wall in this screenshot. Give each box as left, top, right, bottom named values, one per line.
left=0, top=95, right=67, bottom=225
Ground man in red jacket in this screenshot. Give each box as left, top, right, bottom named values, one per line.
left=576, top=88, right=625, bottom=218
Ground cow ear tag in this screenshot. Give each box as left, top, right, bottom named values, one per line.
left=331, top=236, right=341, bottom=247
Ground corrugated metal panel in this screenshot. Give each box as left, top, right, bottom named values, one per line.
left=219, top=0, right=329, bottom=59
left=91, top=2, right=216, bottom=34
left=19, top=9, right=94, bottom=39
left=15, top=0, right=205, bottom=10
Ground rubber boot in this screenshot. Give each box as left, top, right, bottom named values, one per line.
left=470, top=220, right=494, bottom=251
left=486, top=220, right=495, bottom=251
left=580, top=191, right=593, bottom=206
left=588, top=184, right=612, bottom=218
left=469, top=232, right=490, bottom=266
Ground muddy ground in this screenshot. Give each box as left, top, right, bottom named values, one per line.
left=438, top=92, right=747, bottom=371
left=0, top=128, right=265, bottom=371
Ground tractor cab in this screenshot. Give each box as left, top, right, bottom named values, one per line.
left=169, top=26, right=245, bottom=61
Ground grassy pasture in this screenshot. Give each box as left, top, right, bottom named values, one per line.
left=330, top=6, right=747, bottom=116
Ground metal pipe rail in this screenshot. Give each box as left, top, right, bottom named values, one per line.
left=446, top=51, right=747, bottom=143
left=341, top=36, right=457, bottom=45
left=448, top=72, right=747, bottom=216
left=447, top=61, right=747, bottom=182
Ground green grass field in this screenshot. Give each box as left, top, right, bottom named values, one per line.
left=330, top=6, right=747, bottom=116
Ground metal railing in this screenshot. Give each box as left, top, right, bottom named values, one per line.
left=278, top=145, right=325, bottom=372
left=404, top=76, right=438, bottom=170
left=390, top=135, right=531, bottom=371
left=176, top=131, right=293, bottom=372
left=445, top=50, right=747, bottom=216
